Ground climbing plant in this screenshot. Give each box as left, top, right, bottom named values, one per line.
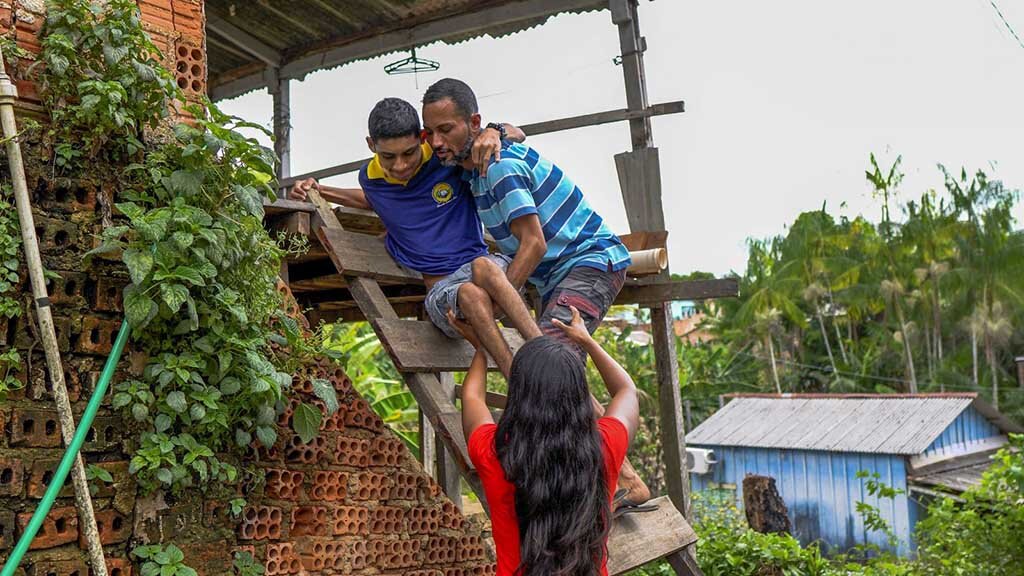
left=37, top=0, right=178, bottom=169
left=0, top=185, right=22, bottom=399
left=37, top=0, right=336, bottom=493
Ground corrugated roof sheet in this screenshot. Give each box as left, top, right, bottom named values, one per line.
left=206, top=0, right=606, bottom=98
left=685, top=393, right=1015, bottom=455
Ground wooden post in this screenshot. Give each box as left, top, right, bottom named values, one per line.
left=419, top=406, right=437, bottom=475
left=610, top=0, right=652, bottom=150
left=652, top=304, right=690, bottom=519
left=612, top=3, right=698, bottom=572
left=436, top=372, right=463, bottom=510
left=1016, top=356, right=1024, bottom=388
left=268, top=70, right=291, bottom=181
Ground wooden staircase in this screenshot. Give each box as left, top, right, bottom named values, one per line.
left=292, top=190, right=703, bottom=575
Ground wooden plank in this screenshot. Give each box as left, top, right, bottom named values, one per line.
left=619, top=230, right=668, bottom=252
left=611, top=0, right=653, bottom=150
left=306, top=302, right=424, bottom=325
left=616, top=278, right=739, bottom=305
left=651, top=304, right=691, bottom=521
left=607, top=496, right=698, bottom=575
left=616, top=149, right=665, bottom=231
left=318, top=228, right=423, bottom=284
left=373, top=319, right=524, bottom=372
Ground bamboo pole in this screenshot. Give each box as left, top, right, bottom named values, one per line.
left=0, top=48, right=108, bottom=576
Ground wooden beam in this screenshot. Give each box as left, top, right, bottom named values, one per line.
left=616, top=278, right=740, bottom=305
left=276, top=101, right=683, bottom=186
left=453, top=385, right=509, bottom=410
left=521, top=100, right=683, bottom=137
left=206, top=13, right=282, bottom=67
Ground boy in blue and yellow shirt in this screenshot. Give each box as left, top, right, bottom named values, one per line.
left=289, top=98, right=540, bottom=376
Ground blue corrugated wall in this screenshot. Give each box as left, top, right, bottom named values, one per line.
left=923, top=407, right=1000, bottom=457
left=690, top=446, right=911, bottom=555
left=689, top=406, right=1005, bottom=556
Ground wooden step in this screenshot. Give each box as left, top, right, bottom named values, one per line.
left=373, top=319, right=526, bottom=372
left=608, top=496, right=698, bottom=575
left=319, top=227, right=423, bottom=283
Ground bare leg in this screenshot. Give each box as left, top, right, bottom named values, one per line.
left=471, top=257, right=542, bottom=341
left=458, top=282, right=514, bottom=377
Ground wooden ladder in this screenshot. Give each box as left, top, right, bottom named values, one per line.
left=303, top=189, right=702, bottom=575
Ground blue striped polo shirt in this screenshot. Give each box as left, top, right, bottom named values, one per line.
left=467, top=142, right=631, bottom=296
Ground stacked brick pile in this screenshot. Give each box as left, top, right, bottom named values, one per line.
left=0, top=0, right=206, bottom=112
left=0, top=171, right=498, bottom=574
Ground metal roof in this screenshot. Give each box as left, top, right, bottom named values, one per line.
left=686, top=393, right=1022, bottom=455
left=205, top=0, right=608, bottom=100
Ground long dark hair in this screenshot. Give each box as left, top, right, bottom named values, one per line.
left=495, top=336, right=611, bottom=576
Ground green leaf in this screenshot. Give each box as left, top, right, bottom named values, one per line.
left=160, top=564, right=177, bottom=576
left=173, top=266, right=204, bottom=286
left=189, top=403, right=206, bottom=421
left=131, top=403, right=149, bottom=421
left=123, top=248, right=154, bottom=284
left=234, top=428, right=252, bottom=448
left=141, top=564, right=160, bottom=576
left=219, top=377, right=241, bottom=395
left=124, top=284, right=157, bottom=329
left=165, top=391, right=187, bottom=413
left=154, top=413, right=172, bottom=432
left=155, top=468, right=173, bottom=485
left=112, top=392, right=132, bottom=409
left=166, top=545, right=185, bottom=564
left=292, top=403, right=322, bottom=444
left=232, top=184, right=264, bottom=219
left=312, top=378, right=339, bottom=415
left=255, top=425, right=277, bottom=448
left=87, top=464, right=114, bottom=483
left=159, top=283, right=189, bottom=313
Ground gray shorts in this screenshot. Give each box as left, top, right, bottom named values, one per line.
left=425, top=254, right=513, bottom=338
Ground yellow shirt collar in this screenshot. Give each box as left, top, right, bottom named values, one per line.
left=366, top=142, right=433, bottom=185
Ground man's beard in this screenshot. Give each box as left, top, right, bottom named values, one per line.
left=439, top=133, right=475, bottom=167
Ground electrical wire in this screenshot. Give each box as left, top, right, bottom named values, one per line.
left=988, top=0, right=1024, bottom=50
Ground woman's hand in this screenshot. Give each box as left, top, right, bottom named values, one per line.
left=551, top=305, right=592, bottom=346
left=447, top=310, right=483, bottom=350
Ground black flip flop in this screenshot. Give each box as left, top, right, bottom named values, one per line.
left=612, top=488, right=658, bottom=518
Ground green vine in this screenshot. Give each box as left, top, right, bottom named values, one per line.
left=37, top=0, right=337, bottom=493
left=38, top=0, right=179, bottom=169
left=0, top=185, right=22, bottom=400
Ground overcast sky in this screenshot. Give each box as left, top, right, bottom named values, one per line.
left=219, top=0, right=1024, bottom=277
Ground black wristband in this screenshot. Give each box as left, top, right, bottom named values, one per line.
left=485, top=122, right=507, bottom=140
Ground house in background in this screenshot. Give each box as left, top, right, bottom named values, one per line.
left=685, top=393, right=1022, bottom=556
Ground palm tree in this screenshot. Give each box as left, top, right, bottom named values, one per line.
left=880, top=278, right=918, bottom=393
left=755, top=307, right=784, bottom=394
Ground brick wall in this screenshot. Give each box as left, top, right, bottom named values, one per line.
left=1, top=166, right=497, bottom=574
left=0, top=0, right=207, bottom=109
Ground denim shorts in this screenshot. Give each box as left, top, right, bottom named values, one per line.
left=425, top=254, right=513, bottom=338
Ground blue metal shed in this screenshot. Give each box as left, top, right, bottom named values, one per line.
left=685, top=393, right=1022, bottom=556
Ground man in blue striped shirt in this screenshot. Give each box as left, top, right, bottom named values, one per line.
left=422, top=78, right=633, bottom=340
left=422, top=78, right=649, bottom=510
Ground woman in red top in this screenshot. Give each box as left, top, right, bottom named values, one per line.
left=448, top=306, right=640, bottom=576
